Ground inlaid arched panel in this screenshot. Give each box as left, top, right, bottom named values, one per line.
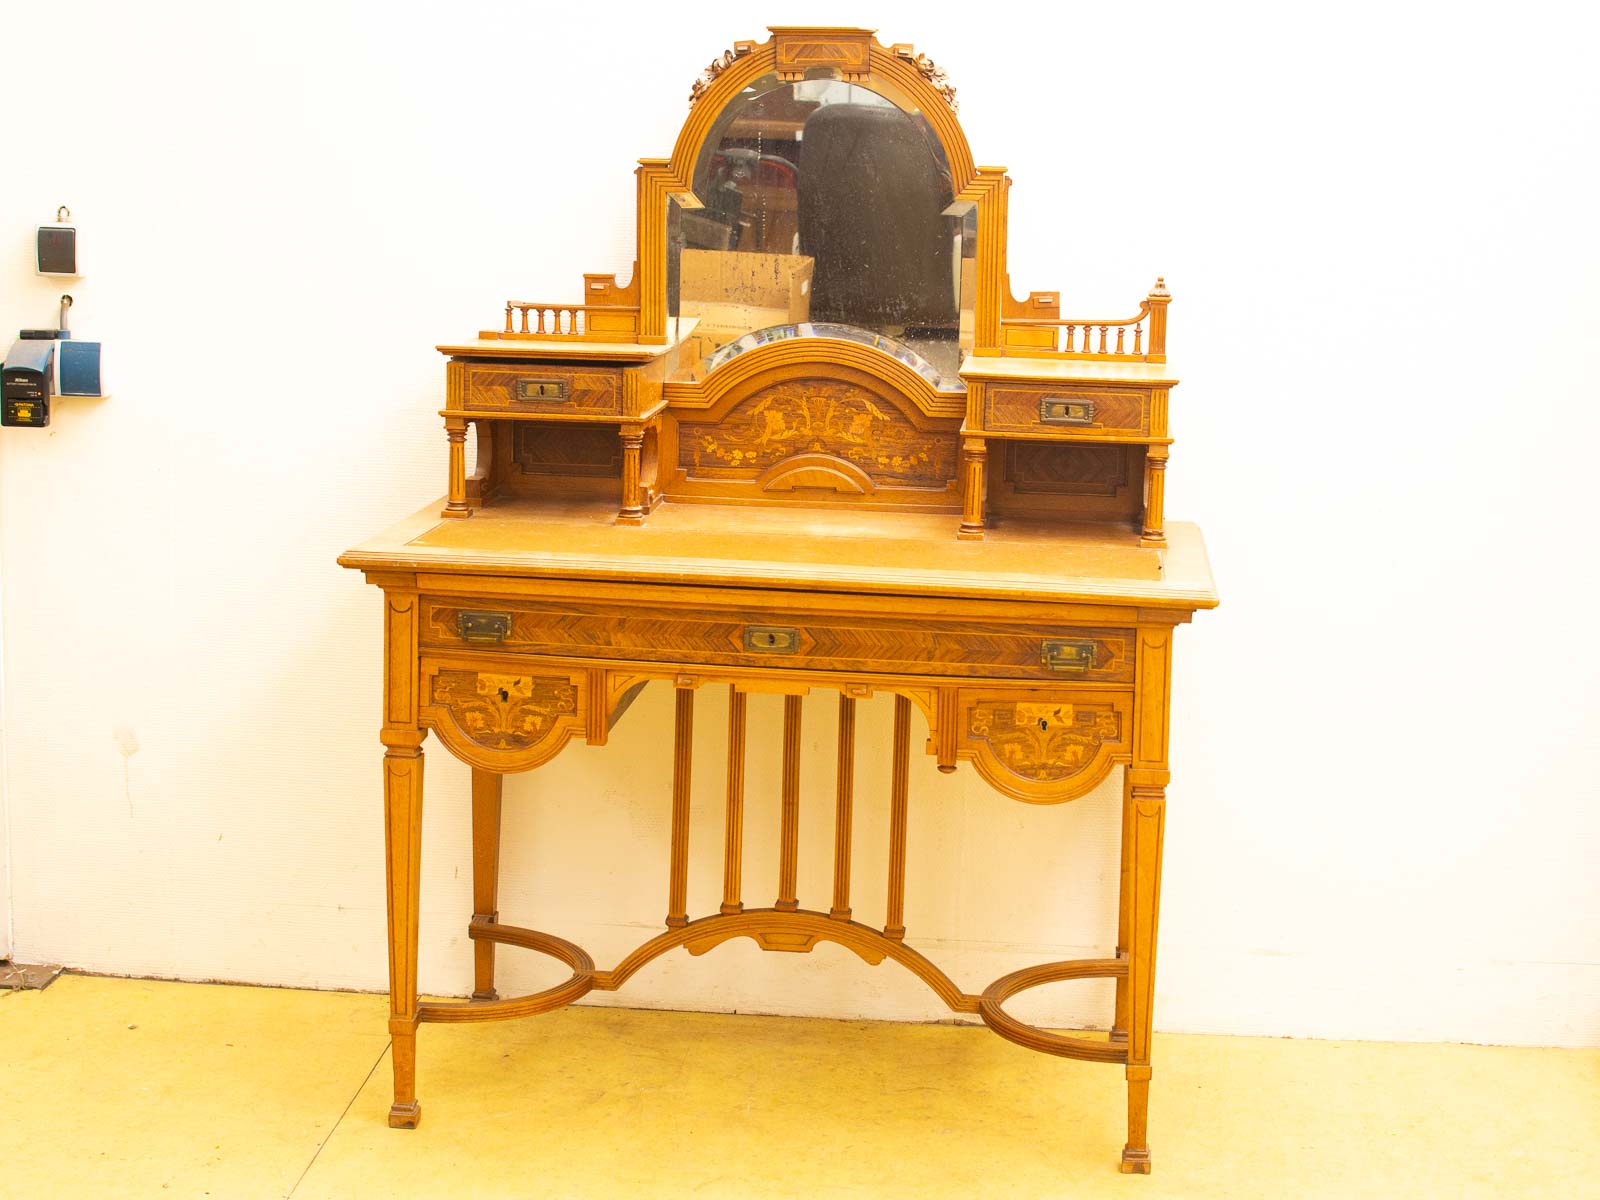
left=659, top=351, right=963, bottom=510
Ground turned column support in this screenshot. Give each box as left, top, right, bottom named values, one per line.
left=618, top=426, right=647, bottom=525
left=1141, top=446, right=1168, bottom=549
left=958, top=435, right=988, bottom=540
left=442, top=417, right=471, bottom=519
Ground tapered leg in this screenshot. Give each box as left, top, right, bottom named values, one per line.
left=1119, top=778, right=1166, bottom=1174
left=1111, top=770, right=1134, bottom=1043
left=383, top=742, right=426, bottom=1128
left=470, top=769, right=504, bottom=1000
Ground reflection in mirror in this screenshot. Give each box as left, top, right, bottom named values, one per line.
left=669, top=74, right=973, bottom=387
left=689, top=322, right=950, bottom=388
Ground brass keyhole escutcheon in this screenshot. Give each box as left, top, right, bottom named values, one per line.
left=497, top=688, right=510, bottom=702
left=1039, top=718, right=1049, bottom=731
left=743, top=625, right=800, bottom=654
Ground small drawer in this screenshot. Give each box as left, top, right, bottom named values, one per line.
left=419, top=656, right=590, bottom=769
left=462, top=363, right=622, bottom=415
left=957, top=685, right=1135, bottom=802
left=983, top=385, right=1150, bottom=437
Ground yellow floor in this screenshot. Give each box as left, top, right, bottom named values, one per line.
left=1, top=975, right=1595, bottom=1199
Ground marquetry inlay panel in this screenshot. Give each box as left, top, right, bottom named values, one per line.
left=983, top=386, right=1150, bottom=436
left=676, top=379, right=957, bottom=490
left=773, top=27, right=872, bottom=80
left=421, top=599, right=1136, bottom=684
left=968, top=699, right=1122, bottom=781
left=427, top=670, right=578, bottom=752
left=956, top=689, right=1135, bottom=803
left=462, top=365, right=621, bottom=414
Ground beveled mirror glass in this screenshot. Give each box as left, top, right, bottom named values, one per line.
left=668, top=74, right=973, bottom=386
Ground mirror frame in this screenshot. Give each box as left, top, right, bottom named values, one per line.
left=634, top=27, right=1009, bottom=355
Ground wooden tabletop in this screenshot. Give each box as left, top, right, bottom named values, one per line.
left=959, top=355, right=1180, bottom=388
left=340, top=500, right=1217, bottom=611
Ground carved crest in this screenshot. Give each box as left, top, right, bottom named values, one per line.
left=688, top=41, right=756, bottom=108
left=891, top=43, right=958, bottom=113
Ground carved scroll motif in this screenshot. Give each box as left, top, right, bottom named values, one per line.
left=688, top=41, right=756, bottom=108
left=967, top=700, right=1122, bottom=783
left=679, top=380, right=955, bottom=489
left=430, top=671, right=577, bottom=752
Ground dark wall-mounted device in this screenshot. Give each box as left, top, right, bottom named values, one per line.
left=2, top=341, right=55, bottom=427
left=37, top=207, right=79, bottom=276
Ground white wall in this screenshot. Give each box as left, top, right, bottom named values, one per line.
left=0, top=564, right=9, bottom=960
left=1, top=1, right=1595, bottom=1047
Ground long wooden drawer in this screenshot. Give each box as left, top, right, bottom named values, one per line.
left=983, top=384, right=1150, bottom=437
left=420, top=597, right=1136, bottom=684
left=460, top=362, right=622, bottom=415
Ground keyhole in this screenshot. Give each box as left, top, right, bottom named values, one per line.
left=1038, top=718, right=1049, bottom=731
left=764, top=634, right=776, bottom=646
left=498, top=688, right=510, bottom=702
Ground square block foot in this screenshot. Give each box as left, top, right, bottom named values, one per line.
left=471, top=988, right=499, bottom=1001
left=1119, top=1147, right=1152, bottom=1174
left=388, top=1101, right=422, bottom=1129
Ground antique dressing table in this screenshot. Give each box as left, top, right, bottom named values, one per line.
left=339, top=26, right=1215, bottom=1173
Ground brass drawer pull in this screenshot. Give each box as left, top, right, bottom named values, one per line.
left=1040, top=396, right=1096, bottom=425
left=744, top=626, right=800, bottom=654
left=514, top=377, right=569, bottom=402
left=458, top=611, right=512, bottom=643
left=1041, top=638, right=1097, bottom=672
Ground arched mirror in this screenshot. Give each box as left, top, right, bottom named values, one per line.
left=668, top=74, right=977, bottom=386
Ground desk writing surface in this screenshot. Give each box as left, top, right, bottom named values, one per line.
left=339, top=499, right=1216, bottom=612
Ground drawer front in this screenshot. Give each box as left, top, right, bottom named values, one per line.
left=462, top=363, right=622, bottom=415
left=983, top=384, right=1149, bottom=437
left=419, top=657, right=590, bottom=770
left=956, top=685, right=1135, bottom=802
left=422, top=598, right=1136, bottom=684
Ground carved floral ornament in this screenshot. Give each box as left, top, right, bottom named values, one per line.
left=688, top=41, right=756, bottom=108
left=889, top=43, right=958, bottom=114
left=686, top=38, right=958, bottom=115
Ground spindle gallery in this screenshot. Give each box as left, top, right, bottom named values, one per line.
left=340, top=25, right=1215, bottom=1174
